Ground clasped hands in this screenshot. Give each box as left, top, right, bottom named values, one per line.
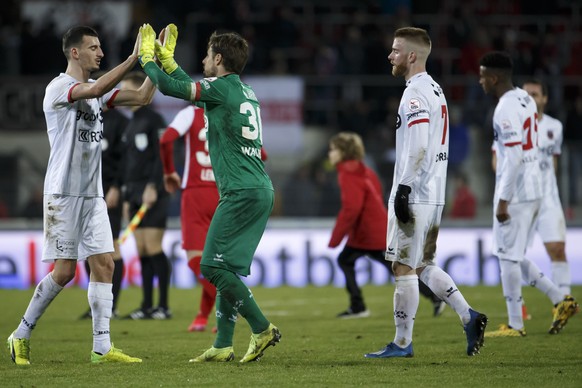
left=138, top=23, right=179, bottom=74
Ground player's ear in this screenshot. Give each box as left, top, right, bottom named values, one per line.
left=408, top=50, right=416, bottom=64
left=70, top=47, right=79, bottom=59
left=214, top=53, right=223, bottom=66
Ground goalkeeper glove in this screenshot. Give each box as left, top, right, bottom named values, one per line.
left=155, top=23, right=179, bottom=74
left=394, top=184, right=412, bottom=224
left=138, top=23, right=156, bottom=67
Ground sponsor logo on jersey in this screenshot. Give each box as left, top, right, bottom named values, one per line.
left=213, top=253, right=224, bottom=262
left=396, top=114, right=402, bottom=129
left=76, top=108, right=103, bottom=123
left=435, top=152, right=448, bottom=162
left=408, top=98, right=420, bottom=111
left=521, top=154, right=537, bottom=164
left=406, top=109, right=428, bottom=120
left=242, top=87, right=258, bottom=102
left=501, top=131, right=517, bottom=140
left=78, top=129, right=103, bottom=143
left=201, top=78, right=217, bottom=90
left=501, top=120, right=512, bottom=131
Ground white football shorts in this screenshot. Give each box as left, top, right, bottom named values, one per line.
left=535, top=195, right=566, bottom=243
left=492, top=199, right=540, bottom=261
left=386, top=203, right=443, bottom=269
left=42, top=194, right=114, bottom=262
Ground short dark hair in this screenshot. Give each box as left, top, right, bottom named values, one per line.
left=479, top=51, right=513, bottom=71
left=62, top=26, right=98, bottom=59
left=208, top=31, right=249, bottom=74
left=522, top=77, right=548, bottom=97
left=479, top=51, right=513, bottom=80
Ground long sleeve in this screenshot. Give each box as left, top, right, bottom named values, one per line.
left=160, top=127, right=180, bottom=174
left=328, top=166, right=365, bottom=248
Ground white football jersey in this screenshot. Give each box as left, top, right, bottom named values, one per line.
left=492, top=87, right=542, bottom=203
left=389, top=72, right=448, bottom=205
left=537, top=113, right=563, bottom=199
left=43, top=73, right=118, bottom=196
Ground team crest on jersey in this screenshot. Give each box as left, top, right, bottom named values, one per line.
left=547, top=130, right=554, bottom=139
left=200, top=78, right=217, bottom=90
left=134, top=133, right=148, bottom=151
left=408, top=98, right=420, bottom=111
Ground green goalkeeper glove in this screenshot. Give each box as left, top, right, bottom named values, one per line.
left=155, top=23, right=179, bottom=74
left=138, top=23, right=156, bottom=67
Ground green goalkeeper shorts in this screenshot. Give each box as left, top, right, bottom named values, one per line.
left=201, top=188, right=274, bottom=276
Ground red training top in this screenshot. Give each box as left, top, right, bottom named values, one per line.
left=328, top=160, right=387, bottom=250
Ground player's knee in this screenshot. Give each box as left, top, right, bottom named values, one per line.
left=546, top=243, right=566, bottom=261
left=51, top=269, right=76, bottom=286
left=200, top=264, right=218, bottom=283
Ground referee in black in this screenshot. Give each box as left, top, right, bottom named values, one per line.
left=120, top=71, right=172, bottom=320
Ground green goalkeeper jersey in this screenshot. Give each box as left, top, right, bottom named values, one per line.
left=194, top=74, right=272, bottom=195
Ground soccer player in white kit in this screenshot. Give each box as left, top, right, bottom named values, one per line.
left=479, top=52, right=578, bottom=338
left=523, top=78, right=572, bottom=295
left=365, top=27, right=487, bottom=359
left=492, top=78, right=573, bottom=297
left=6, top=25, right=157, bottom=365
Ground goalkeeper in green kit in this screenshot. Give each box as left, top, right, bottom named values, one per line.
left=138, top=23, right=280, bottom=362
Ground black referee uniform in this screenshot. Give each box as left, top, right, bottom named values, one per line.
left=122, top=105, right=172, bottom=318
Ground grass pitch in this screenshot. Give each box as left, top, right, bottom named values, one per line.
left=1, top=284, right=581, bottom=387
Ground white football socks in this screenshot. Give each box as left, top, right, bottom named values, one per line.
left=393, top=275, right=419, bottom=348
left=88, top=282, right=113, bottom=355
left=520, top=259, right=564, bottom=304
left=499, top=259, right=524, bottom=330
left=15, top=273, right=63, bottom=339
left=419, top=265, right=471, bottom=324
left=551, top=261, right=571, bottom=295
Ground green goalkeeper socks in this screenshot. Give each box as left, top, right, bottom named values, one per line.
left=202, top=265, right=270, bottom=341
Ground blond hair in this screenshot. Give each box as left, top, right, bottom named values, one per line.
left=330, top=132, right=365, bottom=161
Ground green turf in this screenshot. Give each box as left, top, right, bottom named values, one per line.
left=1, top=284, right=581, bottom=387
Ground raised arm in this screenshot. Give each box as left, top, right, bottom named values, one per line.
left=139, top=23, right=194, bottom=101
left=112, top=76, right=157, bottom=107
left=70, top=30, right=140, bottom=101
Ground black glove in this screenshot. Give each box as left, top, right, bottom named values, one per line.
left=394, top=184, right=412, bottom=223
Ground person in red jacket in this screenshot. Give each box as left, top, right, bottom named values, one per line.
left=328, top=132, right=442, bottom=318
left=449, top=171, right=477, bottom=219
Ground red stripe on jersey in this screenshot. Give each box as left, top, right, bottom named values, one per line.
left=106, top=89, right=120, bottom=109
left=504, top=141, right=522, bottom=147
left=194, top=82, right=201, bottom=101
left=68, top=83, right=81, bottom=103
left=408, top=118, right=429, bottom=127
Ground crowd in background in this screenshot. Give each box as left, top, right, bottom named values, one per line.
left=0, top=0, right=581, bottom=220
